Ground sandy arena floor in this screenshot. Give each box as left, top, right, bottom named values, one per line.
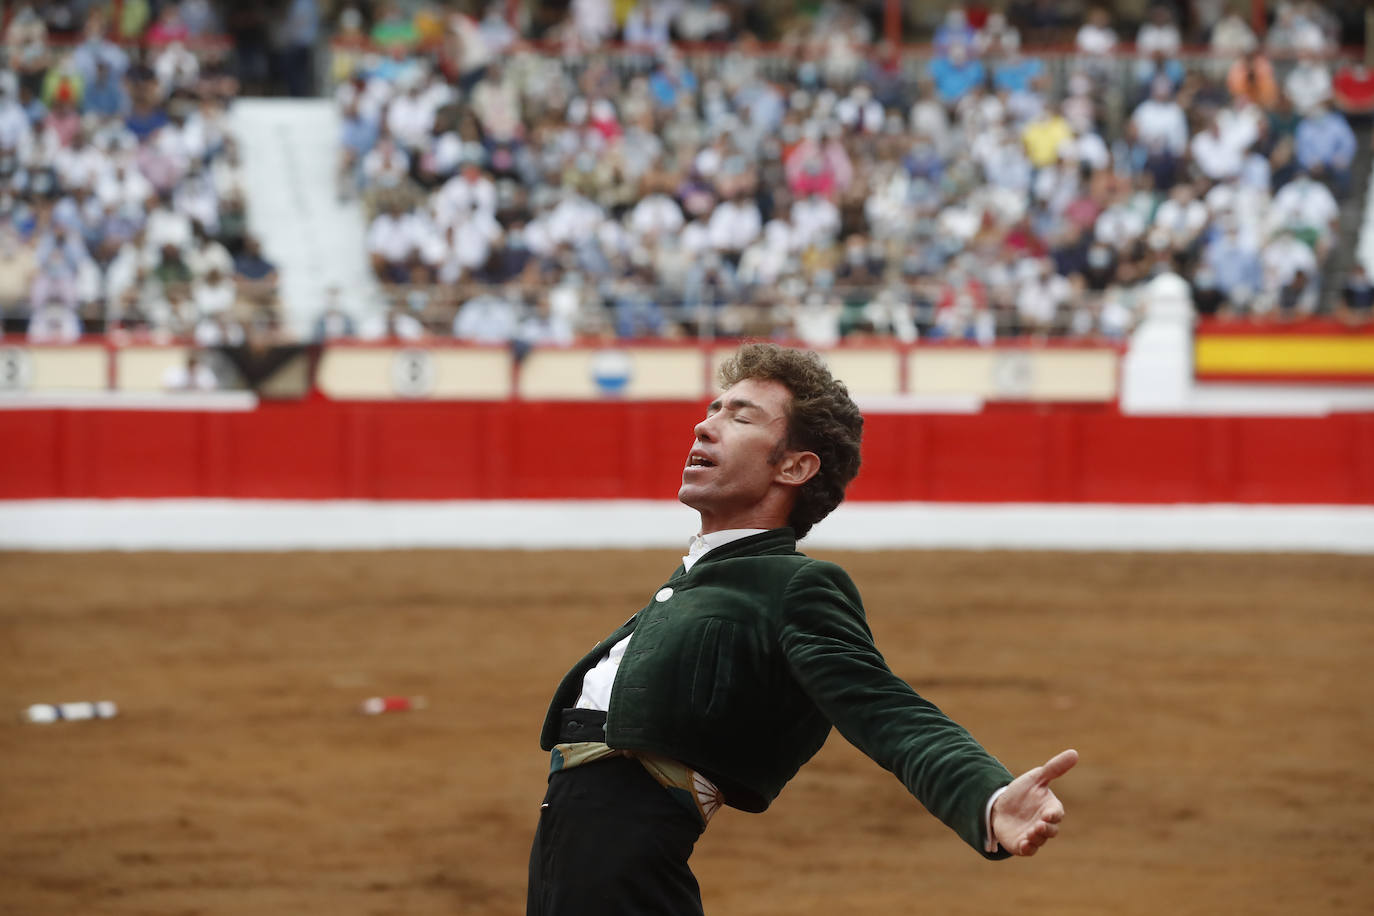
left=2, top=549, right=1372, bottom=915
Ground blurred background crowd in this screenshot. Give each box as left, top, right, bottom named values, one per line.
left=1, top=0, right=1371, bottom=351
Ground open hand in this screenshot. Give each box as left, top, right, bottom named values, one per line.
left=990, top=748, right=1078, bottom=857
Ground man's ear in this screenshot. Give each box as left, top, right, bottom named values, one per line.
left=775, top=450, right=820, bottom=488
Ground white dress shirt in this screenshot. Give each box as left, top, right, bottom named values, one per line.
left=575, top=529, right=767, bottom=711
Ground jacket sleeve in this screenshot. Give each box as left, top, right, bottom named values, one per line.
left=778, top=560, right=1013, bottom=859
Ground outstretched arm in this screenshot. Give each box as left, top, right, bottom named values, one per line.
left=990, top=748, right=1079, bottom=857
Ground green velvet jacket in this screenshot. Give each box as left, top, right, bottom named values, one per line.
left=539, top=528, right=1013, bottom=858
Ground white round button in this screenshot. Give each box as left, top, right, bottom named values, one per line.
left=654, top=587, right=674, bottom=602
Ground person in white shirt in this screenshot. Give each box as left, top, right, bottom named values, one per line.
left=1016, top=259, right=1072, bottom=333
left=707, top=194, right=762, bottom=256
left=1269, top=172, right=1338, bottom=248
left=434, top=160, right=498, bottom=226
left=1285, top=55, right=1332, bottom=115
left=385, top=79, right=437, bottom=152
left=1260, top=229, right=1318, bottom=297
left=1075, top=6, right=1117, bottom=55
left=53, top=133, right=109, bottom=191
left=154, top=41, right=199, bottom=97
left=790, top=193, right=840, bottom=251
left=545, top=189, right=606, bottom=248
left=1135, top=6, right=1181, bottom=56
left=26, top=302, right=83, bottom=343
left=94, top=155, right=154, bottom=211
left=1191, top=115, right=1245, bottom=182
left=1095, top=189, right=1150, bottom=250
left=1210, top=12, right=1257, bottom=54
left=361, top=137, right=412, bottom=191
left=1130, top=80, right=1188, bottom=156
left=909, top=85, right=952, bottom=155
left=790, top=292, right=843, bottom=348
left=144, top=192, right=193, bottom=253
left=194, top=313, right=246, bottom=348
left=185, top=226, right=234, bottom=279
left=191, top=266, right=236, bottom=318
left=1152, top=183, right=1209, bottom=249
left=834, top=84, right=884, bottom=134
left=366, top=202, right=416, bottom=282
left=162, top=349, right=218, bottom=391
left=358, top=304, right=425, bottom=341
left=629, top=193, right=685, bottom=240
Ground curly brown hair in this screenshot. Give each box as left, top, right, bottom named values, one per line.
left=717, top=343, right=863, bottom=539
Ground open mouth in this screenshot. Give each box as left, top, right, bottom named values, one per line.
left=686, top=455, right=716, bottom=469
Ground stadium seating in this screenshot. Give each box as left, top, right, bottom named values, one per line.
left=0, top=5, right=268, bottom=349
left=326, top=2, right=1370, bottom=345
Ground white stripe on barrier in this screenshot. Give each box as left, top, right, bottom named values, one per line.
left=1, top=500, right=1373, bottom=553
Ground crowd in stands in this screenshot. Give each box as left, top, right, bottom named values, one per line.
left=332, top=0, right=1373, bottom=348
left=2, top=1, right=1371, bottom=350
left=0, top=0, right=294, bottom=346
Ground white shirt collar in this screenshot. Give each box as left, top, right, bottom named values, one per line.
left=683, top=528, right=768, bottom=572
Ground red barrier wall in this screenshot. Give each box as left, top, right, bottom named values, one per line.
left=4, top=400, right=1374, bottom=504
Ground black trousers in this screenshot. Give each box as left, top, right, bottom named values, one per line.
left=527, top=756, right=706, bottom=916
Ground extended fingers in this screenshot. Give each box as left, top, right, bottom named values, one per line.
left=1039, top=748, right=1079, bottom=783
left=1017, top=821, right=1061, bottom=856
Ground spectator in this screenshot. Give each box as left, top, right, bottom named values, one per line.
left=976, top=11, right=1021, bottom=56
left=1269, top=170, right=1339, bottom=255
left=27, top=300, right=82, bottom=342
left=1285, top=51, right=1332, bottom=116
left=1202, top=219, right=1263, bottom=312
left=648, top=50, right=697, bottom=112
left=1130, top=78, right=1189, bottom=160
left=1339, top=264, right=1373, bottom=325
left=233, top=235, right=279, bottom=306
left=70, top=14, right=128, bottom=85
left=314, top=288, right=358, bottom=341
left=1021, top=106, right=1073, bottom=170
left=1259, top=228, right=1317, bottom=313
left=1294, top=104, right=1357, bottom=195
left=0, top=227, right=37, bottom=317
left=927, top=42, right=985, bottom=108
left=1210, top=12, right=1257, bottom=55
left=1276, top=268, right=1318, bottom=319
left=1227, top=48, right=1280, bottom=111
left=623, top=1, right=672, bottom=50
left=454, top=288, right=519, bottom=343
left=934, top=7, right=977, bottom=54
left=1332, top=62, right=1374, bottom=117
left=82, top=60, right=129, bottom=118
left=152, top=242, right=193, bottom=292
left=440, top=6, right=495, bottom=92
left=162, top=349, right=219, bottom=391
left=358, top=302, right=425, bottom=340
left=146, top=4, right=191, bottom=46
left=277, top=0, right=320, bottom=98
left=517, top=291, right=575, bottom=348
left=1152, top=182, right=1208, bottom=250
left=1191, top=114, right=1246, bottom=182
left=191, top=265, right=236, bottom=318
left=1075, top=7, right=1117, bottom=56
left=361, top=135, right=413, bottom=195
left=1136, top=6, right=1181, bottom=57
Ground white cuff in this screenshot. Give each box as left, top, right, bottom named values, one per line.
left=983, top=785, right=1009, bottom=853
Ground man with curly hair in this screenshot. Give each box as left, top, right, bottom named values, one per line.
left=528, top=342, right=1076, bottom=916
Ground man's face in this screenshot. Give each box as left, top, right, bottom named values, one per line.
left=679, top=377, right=796, bottom=530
